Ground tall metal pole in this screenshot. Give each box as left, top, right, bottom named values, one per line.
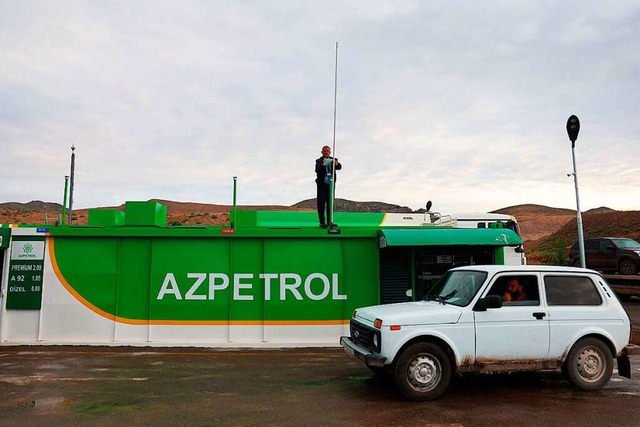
left=566, top=115, right=585, bottom=268
left=231, top=176, right=237, bottom=229
left=62, top=176, right=69, bottom=227
left=329, top=42, right=339, bottom=229
left=68, top=146, right=75, bottom=225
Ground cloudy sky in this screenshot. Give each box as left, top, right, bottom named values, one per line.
left=1, top=1, right=639, bottom=213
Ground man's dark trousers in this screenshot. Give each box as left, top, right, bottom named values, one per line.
left=317, top=183, right=331, bottom=226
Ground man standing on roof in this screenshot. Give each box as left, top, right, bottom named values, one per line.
left=315, top=145, right=342, bottom=228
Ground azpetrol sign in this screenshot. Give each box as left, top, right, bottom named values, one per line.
left=48, top=233, right=379, bottom=323
left=157, top=272, right=347, bottom=301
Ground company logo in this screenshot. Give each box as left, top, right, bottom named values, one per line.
left=11, top=240, right=45, bottom=260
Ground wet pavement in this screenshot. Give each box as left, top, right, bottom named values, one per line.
left=0, top=346, right=639, bottom=427
left=0, top=298, right=638, bottom=427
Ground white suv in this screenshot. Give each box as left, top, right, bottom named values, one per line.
left=341, top=265, right=638, bottom=401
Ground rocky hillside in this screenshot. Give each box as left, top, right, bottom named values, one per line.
left=3, top=198, right=638, bottom=262
left=292, top=198, right=417, bottom=213
left=491, top=204, right=575, bottom=243
left=1, top=198, right=420, bottom=226
left=0, top=200, right=64, bottom=212
left=525, top=210, right=640, bottom=264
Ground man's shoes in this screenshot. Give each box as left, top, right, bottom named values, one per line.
left=319, top=223, right=328, bottom=228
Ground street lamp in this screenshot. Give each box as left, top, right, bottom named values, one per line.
left=566, top=115, right=585, bottom=268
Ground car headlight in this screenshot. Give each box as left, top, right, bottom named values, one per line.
left=373, top=333, right=378, bottom=348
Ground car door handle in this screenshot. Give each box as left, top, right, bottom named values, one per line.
left=532, top=312, right=546, bottom=320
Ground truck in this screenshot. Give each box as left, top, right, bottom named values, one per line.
left=568, top=237, right=640, bottom=298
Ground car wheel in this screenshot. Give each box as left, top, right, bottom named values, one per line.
left=394, top=342, right=451, bottom=401
left=619, top=259, right=637, bottom=275
left=563, top=338, right=613, bottom=391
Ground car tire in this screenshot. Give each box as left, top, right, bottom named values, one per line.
left=563, top=337, right=613, bottom=391
left=393, top=342, right=451, bottom=401
left=618, top=259, right=637, bottom=275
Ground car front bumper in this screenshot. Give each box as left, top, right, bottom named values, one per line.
left=340, top=336, right=387, bottom=367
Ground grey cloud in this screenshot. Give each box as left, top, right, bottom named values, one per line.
left=0, top=1, right=638, bottom=213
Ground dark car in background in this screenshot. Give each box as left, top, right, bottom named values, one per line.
left=568, top=237, right=640, bottom=275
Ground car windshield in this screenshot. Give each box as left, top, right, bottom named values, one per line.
left=612, top=238, right=640, bottom=249
left=425, top=270, right=488, bottom=307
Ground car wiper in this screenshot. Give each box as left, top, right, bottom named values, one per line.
left=425, top=295, right=444, bottom=304
left=428, top=290, right=457, bottom=305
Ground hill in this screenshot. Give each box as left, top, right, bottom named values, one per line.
left=0, top=198, right=419, bottom=226
left=292, top=198, right=416, bottom=213
left=0, top=198, right=632, bottom=253
left=525, top=210, right=640, bottom=264
left=491, top=204, right=576, bottom=243
left=492, top=204, right=575, bottom=217
left=0, top=200, right=64, bottom=212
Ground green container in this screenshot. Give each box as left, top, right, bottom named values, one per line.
left=124, top=201, right=167, bottom=227
left=88, top=209, right=125, bottom=227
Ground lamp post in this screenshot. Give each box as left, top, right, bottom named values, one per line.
left=566, top=115, right=585, bottom=268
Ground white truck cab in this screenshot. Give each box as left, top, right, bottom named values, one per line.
left=341, top=265, right=638, bottom=401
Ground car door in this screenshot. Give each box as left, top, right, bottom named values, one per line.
left=599, top=239, right=617, bottom=272
left=585, top=239, right=602, bottom=270
left=542, top=273, right=607, bottom=359
left=474, top=273, right=550, bottom=360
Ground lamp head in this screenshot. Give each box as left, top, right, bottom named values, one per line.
left=566, top=115, right=580, bottom=142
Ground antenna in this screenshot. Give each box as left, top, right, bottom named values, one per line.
left=328, top=42, right=340, bottom=234
left=331, top=42, right=338, bottom=177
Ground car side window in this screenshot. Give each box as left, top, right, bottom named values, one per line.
left=585, top=239, right=599, bottom=252
left=600, top=239, right=614, bottom=252
left=544, top=275, right=602, bottom=306
left=487, top=275, right=540, bottom=306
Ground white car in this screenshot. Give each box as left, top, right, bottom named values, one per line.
left=341, top=265, right=638, bottom=401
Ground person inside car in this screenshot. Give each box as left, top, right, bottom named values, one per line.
left=503, top=278, right=528, bottom=302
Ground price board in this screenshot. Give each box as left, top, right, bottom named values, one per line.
left=6, top=237, right=46, bottom=310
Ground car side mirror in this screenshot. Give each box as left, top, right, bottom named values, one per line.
left=605, top=245, right=615, bottom=252
left=473, top=295, right=503, bottom=311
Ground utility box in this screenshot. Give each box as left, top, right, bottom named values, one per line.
left=124, top=201, right=167, bottom=227
left=88, top=209, right=125, bottom=227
